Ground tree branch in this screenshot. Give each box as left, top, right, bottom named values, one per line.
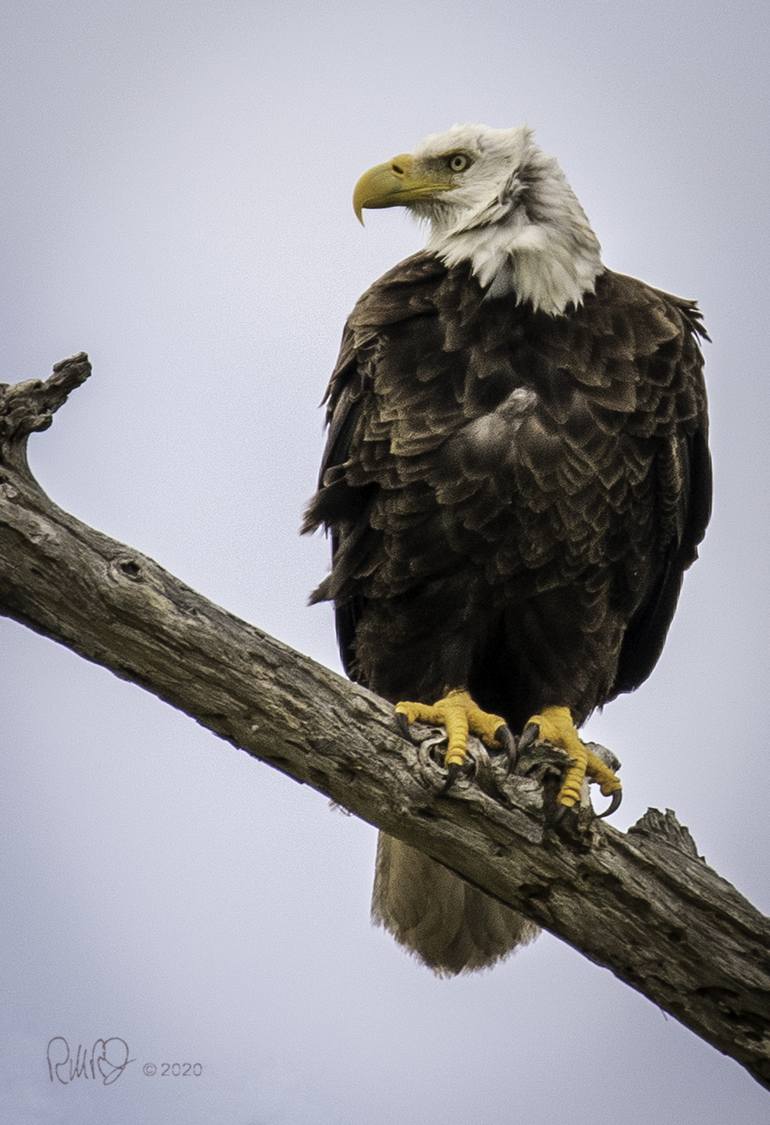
left=2, top=355, right=768, bottom=1089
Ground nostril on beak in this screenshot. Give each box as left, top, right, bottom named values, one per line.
left=391, top=162, right=404, bottom=175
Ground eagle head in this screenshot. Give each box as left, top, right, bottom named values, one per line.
left=352, top=123, right=603, bottom=315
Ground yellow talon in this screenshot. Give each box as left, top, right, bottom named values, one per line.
left=524, top=705, right=622, bottom=811
left=395, top=689, right=508, bottom=769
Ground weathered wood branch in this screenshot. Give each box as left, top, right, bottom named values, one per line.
left=2, top=355, right=769, bottom=1089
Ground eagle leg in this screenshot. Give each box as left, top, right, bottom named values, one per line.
left=521, top=706, right=623, bottom=818
left=395, top=689, right=514, bottom=776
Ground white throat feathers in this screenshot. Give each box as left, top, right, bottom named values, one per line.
left=413, top=125, right=603, bottom=315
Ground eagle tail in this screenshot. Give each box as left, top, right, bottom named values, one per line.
left=371, top=833, right=538, bottom=976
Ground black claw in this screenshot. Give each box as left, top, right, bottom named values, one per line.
left=396, top=711, right=412, bottom=740
left=496, top=724, right=518, bottom=772
left=549, top=803, right=581, bottom=838
left=440, top=763, right=463, bottom=793
left=518, top=722, right=540, bottom=753
left=596, top=789, right=623, bottom=819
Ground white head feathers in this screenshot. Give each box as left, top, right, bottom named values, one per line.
left=411, top=124, right=603, bottom=315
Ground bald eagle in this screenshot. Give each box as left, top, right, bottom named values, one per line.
left=304, top=124, right=711, bottom=975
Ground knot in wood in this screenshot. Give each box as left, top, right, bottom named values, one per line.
left=112, top=556, right=143, bottom=581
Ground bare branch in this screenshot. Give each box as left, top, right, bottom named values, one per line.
left=2, top=355, right=768, bottom=1089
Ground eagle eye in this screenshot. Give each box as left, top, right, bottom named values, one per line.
left=447, top=152, right=472, bottom=173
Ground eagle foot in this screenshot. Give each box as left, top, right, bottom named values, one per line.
left=396, top=715, right=489, bottom=793
left=395, top=690, right=515, bottom=777
left=521, top=706, right=623, bottom=820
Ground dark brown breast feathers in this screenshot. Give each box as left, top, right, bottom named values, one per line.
left=304, top=252, right=710, bottom=719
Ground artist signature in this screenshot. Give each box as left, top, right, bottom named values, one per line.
left=46, top=1036, right=134, bottom=1086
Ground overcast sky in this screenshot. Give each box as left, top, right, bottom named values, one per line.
left=1, top=2, right=768, bottom=1122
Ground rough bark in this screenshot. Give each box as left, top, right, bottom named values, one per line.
left=1, top=354, right=768, bottom=1090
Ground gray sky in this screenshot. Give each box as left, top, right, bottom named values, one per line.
left=1, top=1, right=768, bottom=1122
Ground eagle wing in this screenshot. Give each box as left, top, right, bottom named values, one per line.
left=611, top=284, right=711, bottom=695
left=305, top=252, right=452, bottom=682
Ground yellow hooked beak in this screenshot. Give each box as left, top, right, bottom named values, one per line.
left=352, top=153, right=454, bottom=224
